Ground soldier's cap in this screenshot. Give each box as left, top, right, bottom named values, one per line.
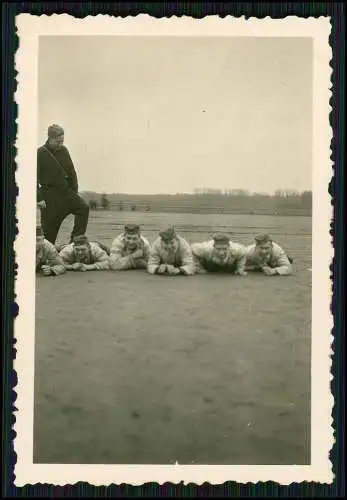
left=36, top=226, right=44, bottom=237
left=48, top=124, right=64, bottom=138
left=255, top=233, right=272, bottom=244
left=212, top=233, right=230, bottom=244
left=159, top=226, right=176, bottom=241
left=124, top=223, right=140, bottom=234
left=73, top=234, right=89, bottom=246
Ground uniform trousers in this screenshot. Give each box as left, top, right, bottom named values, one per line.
left=40, top=187, right=89, bottom=245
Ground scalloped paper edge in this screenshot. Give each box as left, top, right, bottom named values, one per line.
left=13, top=13, right=334, bottom=486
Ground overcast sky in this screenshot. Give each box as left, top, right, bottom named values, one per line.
left=38, top=36, right=313, bottom=195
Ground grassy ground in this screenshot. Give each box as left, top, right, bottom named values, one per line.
left=34, top=212, right=312, bottom=465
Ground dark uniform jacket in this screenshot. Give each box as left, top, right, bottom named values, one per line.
left=37, top=143, right=78, bottom=202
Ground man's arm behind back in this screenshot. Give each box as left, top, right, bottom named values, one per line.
left=62, top=146, right=78, bottom=192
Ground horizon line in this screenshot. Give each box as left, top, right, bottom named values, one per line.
left=79, top=190, right=312, bottom=196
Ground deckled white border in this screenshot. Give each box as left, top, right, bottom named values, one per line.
left=14, top=14, right=334, bottom=486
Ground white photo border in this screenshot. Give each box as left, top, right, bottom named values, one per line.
left=14, top=14, right=334, bottom=486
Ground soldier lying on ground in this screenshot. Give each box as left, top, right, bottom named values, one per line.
left=191, top=233, right=248, bottom=276
left=58, top=234, right=109, bottom=271
left=147, top=226, right=195, bottom=276
left=109, top=224, right=150, bottom=271
left=36, top=226, right=66, bottom=276
left=245, top=233, right=293, bottom=276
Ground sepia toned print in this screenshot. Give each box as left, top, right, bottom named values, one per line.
left=14, top=14, right=333, bottom=485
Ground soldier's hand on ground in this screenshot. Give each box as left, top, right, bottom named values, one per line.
left=165, top=265, right=174, bottom=274
left=37, top=200, right=46, bottom=209
left=83, top=264, right=96, bottom=271
left=262, top=266, right=275, bottom=276
left=71, top=262, right=82, bottom=271
left=167, top=265, right=180, bottom=275
left=197, top=267, right=208, bottom=274
left=235, top=270, right=248, bottom=277
left=41, top=265, right=52, bottom=276
left=132, top=249, right=144, bottom=259
left=245, top=265, right=258, bottom=272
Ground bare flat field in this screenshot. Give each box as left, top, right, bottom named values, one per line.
left=34, top=212, right=312, bottom=465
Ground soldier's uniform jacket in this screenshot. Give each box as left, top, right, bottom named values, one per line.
left=147, top=236, right=195, bottom=275
left=191, top=240, right=247, bottom=274
left=36, top=239, right=66, bottom=275
left=109, top=234, right=151, bottom=270
left=37, top=143, right=78, bottom=203
left=245, top=242, right=292, bottom=275
left=59, top=242, right=109, bottom=270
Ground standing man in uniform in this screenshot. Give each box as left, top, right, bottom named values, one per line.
left=37, top=124, right=89, bottom=245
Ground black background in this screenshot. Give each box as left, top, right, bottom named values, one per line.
left=2, top=2, right=345, bottom=497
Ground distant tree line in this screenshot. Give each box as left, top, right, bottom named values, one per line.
left=88, top=193, right=110, bottom=211
left=83, top=189, right=312, bottom=216
left=88, top=193, right=139, bottom=212
left=193, top=187, right=311, bottom=202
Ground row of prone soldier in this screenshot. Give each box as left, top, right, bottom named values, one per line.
left=36, top=224, right=293, bottom=278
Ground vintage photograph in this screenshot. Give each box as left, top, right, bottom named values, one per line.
left=14, top=15, right=333, bottom=485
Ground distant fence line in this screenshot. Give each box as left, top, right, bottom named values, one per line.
left=89, top=202, right=311, bottom=217
left=88, top=221, right=312, bottom=237
left=83, top=194, right=312, bottom=217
